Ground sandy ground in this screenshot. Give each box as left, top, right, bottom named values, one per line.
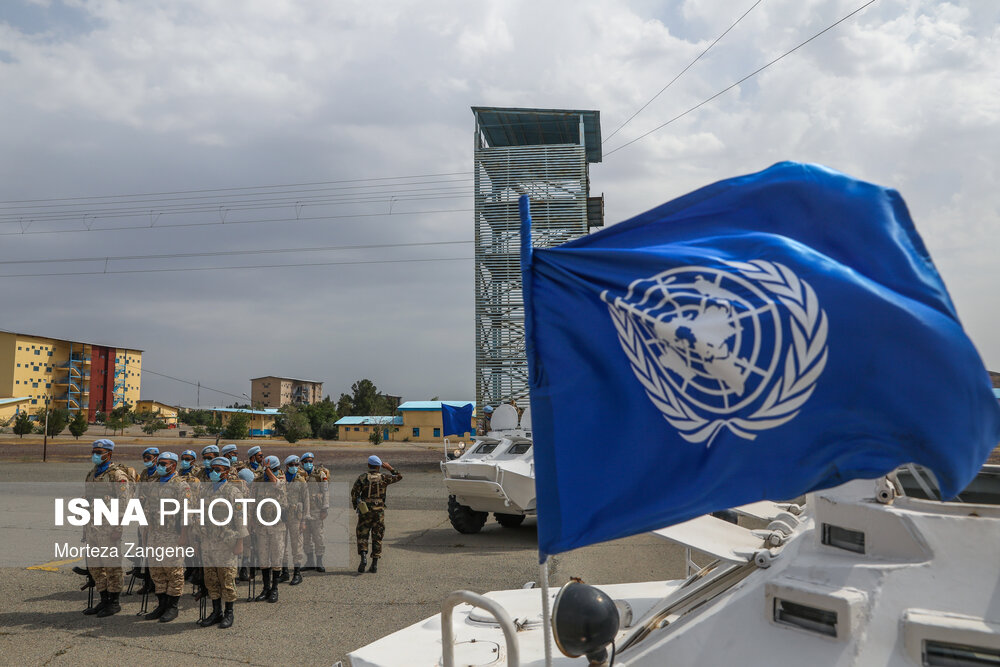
left=0, top=445, right=688, bottom=667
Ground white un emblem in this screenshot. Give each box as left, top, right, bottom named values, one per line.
left=601, top=260, right=828, bottom=445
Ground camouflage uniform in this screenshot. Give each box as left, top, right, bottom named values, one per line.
left=83, top=462, right=132, bottom=593
left=177, top=464, right=203, bottom=484
left=303, top=464, right=330, bottom=562
left=283, top=472, right=310, bottom=569
left=253, top=472, right=288, bottom=572
left=351, top=469, right=402, bottom=558
left=143, top=474, right=192, bottom=597
left=197, top=479, right=248, bottom=603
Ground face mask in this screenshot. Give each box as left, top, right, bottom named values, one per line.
left=180, top=460, right=192, bottom=471
left=155, top=465, right=168, bottom=476
left=144, top=459, right=156, bottom=469
left=209, top=470, right=222, bottom=482
left=287, top=466, right=298, bottom=476
left=92, top=453, right=104, bottom=465
left=203, top=459, right=213, bottom=467
left=303, top=462, right=313, bottom=473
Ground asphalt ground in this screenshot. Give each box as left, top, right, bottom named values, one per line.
left=0, top=442, right=688, bottom=666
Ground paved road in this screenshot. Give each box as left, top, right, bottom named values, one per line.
left=0, top=456, right=687, bottom=666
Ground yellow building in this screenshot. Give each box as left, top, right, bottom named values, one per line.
left=250, top=376, right=323, bottom=408
left=135, top=400, right=180, bottom=427
left=335, top=416, right=403, bottom=442
left=0, top=329, right=142, bottom=422
left=397, top=401, right=476, bottom=442
left=0, top=396, right=32, bottom=423
left=210, top=407, right=279, bottom=437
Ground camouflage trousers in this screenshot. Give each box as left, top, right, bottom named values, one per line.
left=92, top=567, right=123, bottom=593
left=204, top=566, right=238, bottom=602
left=254, top=530, right=285, bottom=571
left=150, top=566, right=185, bottom=597
left=356, top=508, right=385, bottom=558
left=304, top=518, right=325, bottom=557
left=284, top=523, right=305, bottom=568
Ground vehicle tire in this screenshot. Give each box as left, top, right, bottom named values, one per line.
left=495, top=512, right=526, bottom=528
left=448, top=495, right=488, bottom=534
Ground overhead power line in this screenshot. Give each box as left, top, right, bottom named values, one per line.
left=0, top=255, right=473, bottom=279
left=142, top=368, right=246, bottom=402
left=0, top=239, right=473, bottom=266
left=0, top=170, right=473, bottom=206
left=604, top=0, right=763, bottom=144
left=604, top=0, right=877, bottom=157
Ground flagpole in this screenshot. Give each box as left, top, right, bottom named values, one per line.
left=540, top=557, right=553, bottom=667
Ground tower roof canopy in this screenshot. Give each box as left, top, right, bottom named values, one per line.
left=472, top=107, right=602, bottom=163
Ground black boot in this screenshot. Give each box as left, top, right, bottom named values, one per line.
left=267, top=577, right=279, bottom=603
left=198, top=599, right=222, bottom=627
left=254, top=570, right=271, bottom=602
left=144, top=593, right=167, bottom=620
left=238, top=566, right=249, bottom=582
left=315, top=555, right=326, bottom=573
left=84, top=590, right=108, bottom=616
left=303, top=553, right=314, bottom=571
left=357, top=552, right=367, bottom=573
left=158, top=595, right=179, bottom=623
left=290, top=567, right=302, bottom=586
left=368, top=557, right=378, bottom=574
left=277, top=567, right=289, bottom=583
left=96, top=592, right=121, bottom=617
left=218, top=601, right=234, bottom=629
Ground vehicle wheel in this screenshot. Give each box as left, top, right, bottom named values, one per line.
left=448, top=495, right=488, bottom=534
left=495, top=512, right=526, bottom=528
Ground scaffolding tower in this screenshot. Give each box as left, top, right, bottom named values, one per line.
left=473, top=107, right=603, bottom=416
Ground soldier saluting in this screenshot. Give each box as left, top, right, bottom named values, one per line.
left=351, top=455, right=402, bottom=574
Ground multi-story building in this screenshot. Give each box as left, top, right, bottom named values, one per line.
left=250, top=376, right=323, bottom=408
left=0, top=329, right=142, bottom=422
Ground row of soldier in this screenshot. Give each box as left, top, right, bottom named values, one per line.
left=80, top=438, right=399, bottom=628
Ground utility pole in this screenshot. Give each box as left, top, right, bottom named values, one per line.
left=42, top=396, right=50, bottom=462
left=197, top=382, right=201, bottom=407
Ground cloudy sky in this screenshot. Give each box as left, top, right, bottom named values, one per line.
left=1, top=0, right=997, bottom=407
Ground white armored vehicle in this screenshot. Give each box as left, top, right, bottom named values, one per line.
left=442, top=404, right=536, bottom=533
left=347, top=464, right=1000, bottom=666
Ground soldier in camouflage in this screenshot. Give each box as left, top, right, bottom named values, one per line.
left=142, top=452, right=191, bottom=623
left=133, top=446, right=160, bottom=595
left=351, top=455, right=402, bottom=574
left=196, top=457, right=248, bottom=629
left=83, top=439, right=132, bottom=617
left=300, top=452, right=330, bottom=572
left=244, top=445, right=264, bottom=474
left=280, top=454, right=309, bottom=585
left=197, top=445, right=220, bottom=482
left=177, top=449, right=202, bottom=483
left=252, top=455, right=287, bottom=603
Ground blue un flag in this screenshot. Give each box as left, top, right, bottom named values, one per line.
left=520, top=162, right=1000, bottom=558
left=441, top=402, right=474, bottom=438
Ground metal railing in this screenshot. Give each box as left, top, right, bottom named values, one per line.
left=441, top=590, right=519, bottom=667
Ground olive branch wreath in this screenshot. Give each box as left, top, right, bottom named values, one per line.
left=603, top=260, right=828, bottom=445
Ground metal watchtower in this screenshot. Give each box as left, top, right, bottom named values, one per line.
left=472, top=106, right=603, bottom=417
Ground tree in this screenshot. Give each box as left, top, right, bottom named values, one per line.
left=37, top=407, right=70, bottom=437
left=12, top=412, right=33, bottom=438
left=317, top=420, right=339, bottom=440
left=336, top=393, right=354, bottom=418
left=368, top=416, right=395, bottom=446
left=221, top=412, right=250, bottom=440
left=94, top=411, right=107, bottom=424
left=142, top=419, right=167, bottom=436
left=336, top=379, right=397, bottom=417
left=68, top=412, right=89, bottom=439
left=299, top=398, right=338, bottom=438
left=275, top=405, right=311, bottom=443
left=106, top=414, right=126, bottom=436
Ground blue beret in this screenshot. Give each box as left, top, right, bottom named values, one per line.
left=181, top=449, right=196, bottom=458
left=247, top=445, right=261, bottom=457
left=201, top=445, right=220, bottom=456
left=209, top=456, right=231, bottom=468
left=221, top=444, right=238, bottom=454
left=92, top=438, right=115, bottom=451
left=284, top=454, right=300, bottom=466
left=368, top=455, right=382, bottom=467
left=264, top=455, right=280, bottom=470
left=484, top=405, right=494, bottom=413
left=301, top=452, right=314, bottom=460
left=237, top=469, right=255, bottom=483
left=143, top=447, right=160, bottom=457
left=158, top=451, right=178, bottom=462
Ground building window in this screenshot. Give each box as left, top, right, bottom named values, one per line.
left=33, top=366, right=39, bottom=371
left=434, top=428, right=441, bottom=437
left=354, top=427, right=360, bottom=432
left=34, top=350, right=40, bottom=355
left=32, top=382, right=38, bottom=388
left=412, top=427, right=420, bottom=437
left=47, top=351, right=52, bottom=356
